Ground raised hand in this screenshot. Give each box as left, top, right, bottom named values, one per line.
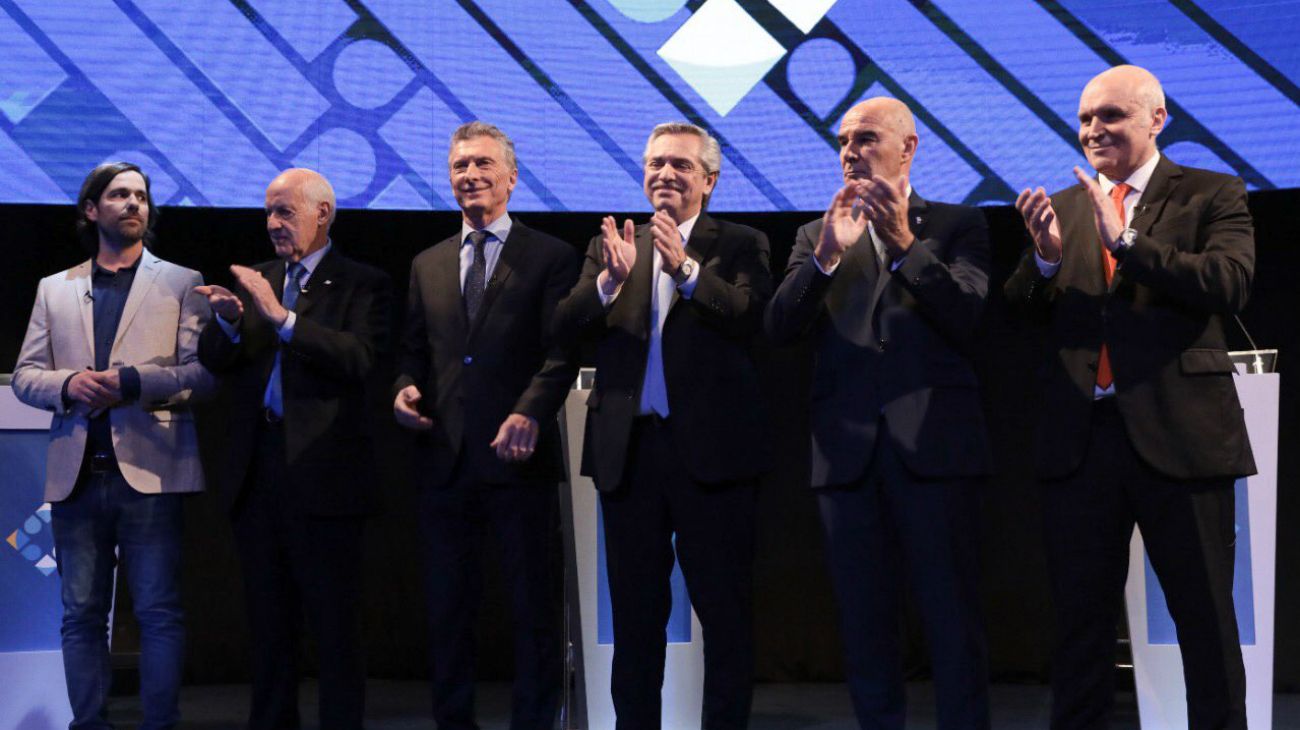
left=597, top=215, right=637, bottom=297
left=393, top=384, right=433, bottom=431
left=815, top=184, right=869, bottom=270
left=229, top=264, right=289, bottom=328
left=858, top=175, right=914, bottom=256
left=1015, top=186, right=1063, bottom=264
left=1073, top=166, right=1124, bottom=251
left=650, top=209, right=686, bottom=275
left=194, top=283, right=244, bottom=322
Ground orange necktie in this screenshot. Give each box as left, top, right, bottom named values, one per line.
left=1096, top=182, right=1130, bottom=390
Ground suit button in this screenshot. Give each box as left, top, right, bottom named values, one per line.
left=463, top=356, right=473, bottom=365
left=878, top=339, right=888, bottom=351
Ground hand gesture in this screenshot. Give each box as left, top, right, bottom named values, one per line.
left=193, top=283, right=244, bottom=322
left=67, top=369, right=122, bottom=410
left=491, top=413, right=539, bottom=462
left=858, top=175, right=914, bottom=256
left=393, top=385, right=433, bottom=431
left=1073, top=166, right=1124, bottom=251
left=230, top=265, right=289, bottom=328
left=650, top=210, right=686, bottom=275
left=1015, top=186, right=1063, bottom=264
left=597, top=216, right=637, bottom=297
left=815, top=185, right=868, bottom=270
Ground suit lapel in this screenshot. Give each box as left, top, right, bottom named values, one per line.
left=1132, top=155, right=1181, bottom=238
left=1058, top=187, right=1108, bottom=294
left=71, top=261, right=95, bottom=356
left=111, top=253, right=162, bottom=352
left=673, top=213, right=719, bottom=312
left=867, top=193, right=928, bottom=312
left=467, top=225, right=522, bottom=345
left=431, top=234, right=468, bottom=343
left=618, top=224, right=654, bottom=340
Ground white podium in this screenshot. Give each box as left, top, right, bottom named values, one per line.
left=559, top=379, right=705, bottom=730
left=0, top=383, right=72, bottom=730
left=1125, top=373, right=1279, bottom=729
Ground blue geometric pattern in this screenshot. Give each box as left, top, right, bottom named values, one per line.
left=1, top=0, right=1297, bottom=211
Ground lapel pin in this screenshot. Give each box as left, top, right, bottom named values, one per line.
left=915, top=215, right=923, bottom=225
left=323, top=280, right=332, bottom=285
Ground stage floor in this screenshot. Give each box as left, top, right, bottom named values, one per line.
left=95, top=680, right=1300, bottom=729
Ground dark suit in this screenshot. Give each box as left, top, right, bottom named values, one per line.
left=199, top=247, right=391, bottom=730
left=1004, top=156, right=1255, bottom=730
left=553, top=212, right=772, bottom=729
left=766, top=192, right=992, bottom=729
left=393, top=220, right=578, bottom=730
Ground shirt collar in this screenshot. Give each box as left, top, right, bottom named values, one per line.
left=677, top=212, right=701, bottom=245
left=292, top=241, right=331, bottom=279
left=461, top=212, right=512, bottom=246
left=92, top=254, right=143, bottom=278
left=1099, top=151, right=1161, bottom=196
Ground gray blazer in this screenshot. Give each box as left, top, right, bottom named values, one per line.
left=12, top=252, right=217, bottom=501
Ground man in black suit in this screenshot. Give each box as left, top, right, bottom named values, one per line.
left=766, top=98, right=992, bottom=729
left=1005, top=65, right=1255, bottom=730
left=392, top=121, right=578, bottom=730
left=196, top=168, right=392, bottom=730
left=553, top=122, right=772, bottom=729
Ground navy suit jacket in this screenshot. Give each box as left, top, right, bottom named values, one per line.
left=198, top=247, right=392, bottom=516
left=393, top=220, right=580, bottom=489
left=766, top=192, right=993, bottom=487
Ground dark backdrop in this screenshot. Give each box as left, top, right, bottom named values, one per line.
left=2, top=189, right=1296, bottom=689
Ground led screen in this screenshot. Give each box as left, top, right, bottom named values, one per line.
left=1, top=0, right=1297, bottom=211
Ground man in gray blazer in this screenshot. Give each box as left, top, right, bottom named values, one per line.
left=12, top=162, right=215, bottom=730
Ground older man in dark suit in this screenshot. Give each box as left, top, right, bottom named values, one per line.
left=766, top=97, right=993, bottom=730
left=392, top=121, right=578, bottom=730
left=553, top=122, right=772, bottom=730
left=1005, top=65, right=1254, bottom=730
left=196, top=168, right=391, bottom=730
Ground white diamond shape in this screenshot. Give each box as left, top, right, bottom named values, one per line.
left=770, top=0, right=838, bottom=34
left=657, top=0, right=786, bottom=116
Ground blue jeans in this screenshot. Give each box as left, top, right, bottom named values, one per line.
left=51, top=465, right=186, bottom=730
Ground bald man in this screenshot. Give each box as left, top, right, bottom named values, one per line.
left=198, top=168, right=392, bottom=730
left=1006, top=65, right=1253, bottom=730
left=767, top=98, right=992, bottom=729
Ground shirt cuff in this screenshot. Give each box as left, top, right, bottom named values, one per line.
left=676, top=260, right=701, bottom=299
left=597, top=275, right=621, bottom=307
left=889, top=253, right=906, bottom=272
left=812, top=254, right=840, bottom=276
left=1034, top=251, right=1062, bottom=279
left=118, top=367, right=141, bottom=402
left=277, top=311, right=296, bottom=342
left=216, top=314, right=242, bottom=343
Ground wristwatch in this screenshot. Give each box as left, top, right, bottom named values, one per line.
left=671, top=257, right=696, bottom=286
left=1114, top=227, right=1138, bottom=252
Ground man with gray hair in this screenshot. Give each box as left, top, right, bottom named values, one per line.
left=1006, top=65, right=1254, bottom=729
left=553, top=122, right=772, bottom=729
left=393, top=121, right=579, bottom=730
left=196, top=167, right=392, bottom=730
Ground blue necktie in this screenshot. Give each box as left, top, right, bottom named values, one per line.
left=639, top=232, right=683, bottom=417
left=264, top=263, right=304, bottom=418
left=464, top=230, right=488, bottom=322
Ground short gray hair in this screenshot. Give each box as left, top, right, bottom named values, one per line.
left=643, top=122, right=721, bottom=176
left=450, top=121, right=517, bottom=171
